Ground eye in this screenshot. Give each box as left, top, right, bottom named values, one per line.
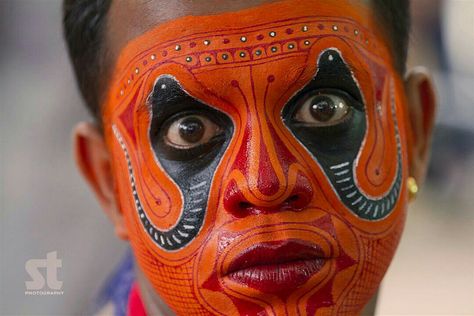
left=163, top=114, right=222, bottom=149
left=293, top=92, right=352, bottom=127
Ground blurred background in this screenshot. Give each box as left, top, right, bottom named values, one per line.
left=0, top=0, right=473, bottom=315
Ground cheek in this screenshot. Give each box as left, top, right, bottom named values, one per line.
left=109, top=124, right=209, bottom=312
left=331, top=214, right=406, bottom=313
left=280, top=53, right=409, bottom=307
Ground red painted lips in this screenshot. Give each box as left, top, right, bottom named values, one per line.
left=224, top=239, right=328, bottom=295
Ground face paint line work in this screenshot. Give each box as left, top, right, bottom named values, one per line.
left=103, top=2, right=409, bottom=314
left=114, top=125, right=205, bottom=250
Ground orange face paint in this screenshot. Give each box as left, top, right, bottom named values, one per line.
left=102, top=1, right=409, bottom=314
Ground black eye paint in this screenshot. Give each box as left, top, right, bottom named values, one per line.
left=283, top=49, right=402, bottom=220
left=148, top=77, right=232, bottom=164
left=131, top=76, right=234, bottom=250
left=283, top=50, right=366, bottom=165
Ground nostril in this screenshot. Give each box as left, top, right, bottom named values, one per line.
left=223, top=175, right=313, bottom=216
left=239, top=201, right=252, bottom=209
left=287, top=195, right=300, bottom=203
left=285, top=192, right=311, bottom=210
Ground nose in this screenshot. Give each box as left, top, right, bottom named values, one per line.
left=223, top=173, right=313, bottom=217
left=222, top=96, right=314, bottom=218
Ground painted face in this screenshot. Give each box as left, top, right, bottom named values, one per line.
left=103, top=1, right=409, bottom=314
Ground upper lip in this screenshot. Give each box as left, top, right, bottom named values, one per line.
left=225, top=239, right=328, bottom=276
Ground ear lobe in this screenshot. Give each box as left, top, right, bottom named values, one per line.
left=73, top=122, right=128, bottom=240
left=404, top=67, right=437, bottom=187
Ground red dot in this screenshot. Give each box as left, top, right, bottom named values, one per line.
left=286, top=28, right=294, bottom=34
left=162, top=50, right=168, bottom=57
left=267, top=75, right=275, bottom=83
left=231, top=80, right=239, bottom=87
left=318, top=24, right=324, bottom=30
left=223, top=38, right=230, bottom=44
left=190, top=42, right=196, bottom=48
left=257, top=34, right=264, bottom=40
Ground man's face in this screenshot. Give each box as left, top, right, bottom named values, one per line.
left=102, top=0, right=409, bottom=314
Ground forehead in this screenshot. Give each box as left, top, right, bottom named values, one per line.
left=105, top=0, right=393, bottom=109
left=106, top=0, right=375, bottom=69
left=107, top=0, right=278, bottom=64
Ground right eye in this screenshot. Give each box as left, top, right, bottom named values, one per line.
left=163, top=114, right=222, bottom=149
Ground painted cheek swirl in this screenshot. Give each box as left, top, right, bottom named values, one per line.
left=283, top=49, right=402, bottom=220
left=328, top=84, right=402, bottom=220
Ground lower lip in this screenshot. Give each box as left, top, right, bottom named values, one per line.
left=226, top=258, right=326, bottom=295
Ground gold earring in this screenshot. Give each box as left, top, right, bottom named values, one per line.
left=407, top=177, right=418, bottom=201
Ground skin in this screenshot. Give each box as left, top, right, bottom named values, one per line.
left=74, top=0, right=436, bottom=315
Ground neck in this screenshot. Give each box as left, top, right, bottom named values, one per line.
left=361, top=290, right=378, bottom=315
left=135, top=266, right=175, bottom=316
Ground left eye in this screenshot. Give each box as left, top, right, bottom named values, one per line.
left=293, top=92, right=352, bottom=126
left=164, top=115, right=221, bottom=149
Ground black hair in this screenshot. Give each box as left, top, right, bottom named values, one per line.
left=63, top=0, right=410, bottom=120
left=63, top=0, right=112, bottom=119
left=372, top=0, right=411, bottom=74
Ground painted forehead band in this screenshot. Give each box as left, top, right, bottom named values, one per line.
left=113, top=17, right=381, bottom=99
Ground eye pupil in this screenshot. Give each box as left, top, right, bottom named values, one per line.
left=310, top=96, right=336, bottom=122
left=178, top=117, right=205, bottom=143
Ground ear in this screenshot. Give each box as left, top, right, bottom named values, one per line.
left=404, top=67, right=437, bottom=187
left=73, top=122, right=128, bottom=240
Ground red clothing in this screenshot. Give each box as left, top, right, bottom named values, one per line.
left=127, top=283, right=147, bottom=316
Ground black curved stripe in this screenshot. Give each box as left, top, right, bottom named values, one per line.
left=113, top=126, right=206, bottom=250
left=328, top=89, right=402, bottom=220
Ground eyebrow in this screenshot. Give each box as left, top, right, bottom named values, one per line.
left=136, top=77, right=189, bottom=114
left=310, top=49, right=364, bottom=103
